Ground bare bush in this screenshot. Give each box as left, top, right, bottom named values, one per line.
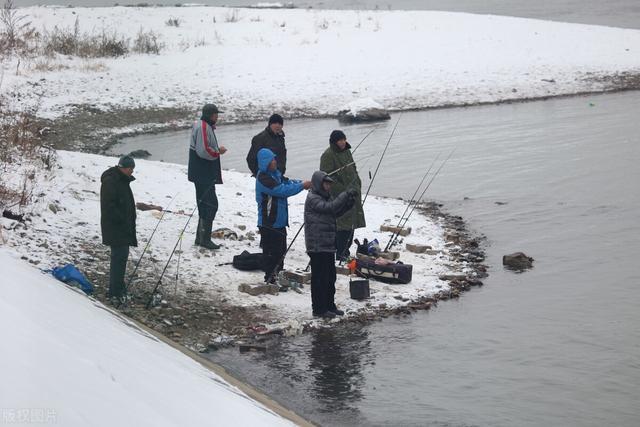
left=42, top=18, right=129, bottom=58
left=224, top=9, right=240, bottom=23
left=79, top=59, right=108, bottom=73
left=316, top=18, right=329, bottom=30
left=165, top=17, right=180, bottom=27
left=0, top=86, right=56, bottom=213
left=32, top=58, right=70, bottom=72
left=132, top=28, right=163, bottom=54
left=0, top=0, right=39, bottom=57
left=193, top=37, right=207, bottom=47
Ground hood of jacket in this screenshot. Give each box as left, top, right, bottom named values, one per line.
left=257, top=148, right=277, bottom=174
left=311, top=170, right=332, bottom=198
left=101, top=166, right=135, bottom=183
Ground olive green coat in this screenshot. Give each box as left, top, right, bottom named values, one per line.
left=319, top=142, right=366, bottom=231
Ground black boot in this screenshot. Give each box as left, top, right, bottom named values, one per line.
left=195, top=218, right=202, bottom=246
left=200, top=219, right=221, bottom=250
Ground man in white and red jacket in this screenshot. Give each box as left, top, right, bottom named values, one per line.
left=188, top=103, right=228, bottom=250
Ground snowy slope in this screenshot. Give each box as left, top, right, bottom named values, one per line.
left=4, top=6, right=640, bottom=119
left=0, top=248, right=296, bottom=427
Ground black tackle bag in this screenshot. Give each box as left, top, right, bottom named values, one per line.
left=356, top=257, right=413, bottom=284
left=232, top=250, right=263, bottom=271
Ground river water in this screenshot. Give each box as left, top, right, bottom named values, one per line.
left=15, top=0, right=640, bottom=30
left=113, top=90, right=640, bottom=426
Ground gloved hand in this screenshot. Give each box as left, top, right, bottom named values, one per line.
left=346, top=188, right=358, bottom=199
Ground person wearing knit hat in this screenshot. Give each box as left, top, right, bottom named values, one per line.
left=100, top=156, right=138, bottom=304
left=188, top=102, right=228, bottom=250
left=117, top=155, right=135, bottom=170
left=320, top=130, right=366, bottom=261
left=246, top=113, right=287, bottom=177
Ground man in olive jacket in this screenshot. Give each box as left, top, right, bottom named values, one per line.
left=247, top=114, right=287, bottom=177
left=100, top=155, right=137, bottom=301
left=320, top=130, right=366, bottom=260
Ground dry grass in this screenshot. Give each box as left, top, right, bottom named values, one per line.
left=0, top=0, right=39, bottom=58
left=32, top=58, right=70, bottom=72
left=0, top=81, right=56, bottom=213
left=132, top=28, right=163, bottom=54
left=79, top=59, right=108, bottom=73
left=224, top=9, right=240, bottom=23
left=42, top=18, right=129, bottom=58
left=165, top=17, right=180, bottom=27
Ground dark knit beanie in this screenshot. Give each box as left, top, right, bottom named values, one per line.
left=268, top=114, right=284, bottom=126
left=118, top=155, right=135, bottom=169
left=329, top=130, right=347, bottom=145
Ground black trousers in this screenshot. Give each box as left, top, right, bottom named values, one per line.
left=335, top=230, right=354, bottom=261
left=309, top=252, right=337, bottom=315
left=262, top=226, right=286, bottom=282
left=109, top=245, right=129, bottom=298
left=194, top=181, right=218, bottom=221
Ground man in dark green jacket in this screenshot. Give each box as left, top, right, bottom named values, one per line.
left=320, top=130, right=366, bottom=260
left=100, top=156, right=137, bottom=301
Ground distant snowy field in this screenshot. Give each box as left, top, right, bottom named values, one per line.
left=0, top=248, right=296, bottom=426
left=4, top=6, right=640, bottom=119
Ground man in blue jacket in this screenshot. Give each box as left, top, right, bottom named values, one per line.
left=255, top=148, right=311, bottom=283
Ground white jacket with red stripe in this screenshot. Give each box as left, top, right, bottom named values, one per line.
left=189, top=120, right=220, bottom=160
left=188, top=120, right=223, bottom=184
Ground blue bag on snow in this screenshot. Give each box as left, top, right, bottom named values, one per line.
left=50, top=264, right=94, bottom=295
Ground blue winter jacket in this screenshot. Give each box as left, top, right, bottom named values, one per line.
left=255, top=148, right=304, bottom=229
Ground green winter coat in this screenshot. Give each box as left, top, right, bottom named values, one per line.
left=319, top=142, right=366, bottom=231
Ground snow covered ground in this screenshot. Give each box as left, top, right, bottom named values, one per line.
left=0, top=247, right=299, bottom=426
left=0, top=150, right=456, bottom=333
left=3, top=6, right=640, bottom=120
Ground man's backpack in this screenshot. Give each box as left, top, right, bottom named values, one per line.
left=232, top=250, right=263, bottom=271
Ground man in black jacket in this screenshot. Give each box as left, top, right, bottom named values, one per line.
left=100, top=155, right=137, bottom=302
left=247, top=114, right=287, bottom=177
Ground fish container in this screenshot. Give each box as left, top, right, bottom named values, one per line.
left=349, top=279, right=370, bottom=300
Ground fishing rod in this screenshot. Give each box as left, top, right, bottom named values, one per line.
left=125, top=192, right=179, bottom=296
left=385, top=148, right=457, bottom=251
left=382, top=153, right=441, bottom=252
left=327, top=152, right=376, bottom=178
left=334, top=119, right=400, bottom=261
left=265, top=165, right=365, bottom=284
left=145, top=181, right=218, bottom=309
left=362, top=114, right=402, bottom=205
left=146, top=204, right=198, bottom=309
left=351, top=126, right=378, bottom=155
left=335, top=154, right=378, bottom=263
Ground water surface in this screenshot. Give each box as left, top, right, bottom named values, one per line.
left=115, top=91, right=640, bottom=426
left=15, top=0, right=640, bottom=30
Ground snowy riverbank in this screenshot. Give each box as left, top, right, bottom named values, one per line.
left=0, top=248, right=306, bottom=426
left=3, top=5, right=640, bottom=123
left=0, top=150, right=480, bottom=348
